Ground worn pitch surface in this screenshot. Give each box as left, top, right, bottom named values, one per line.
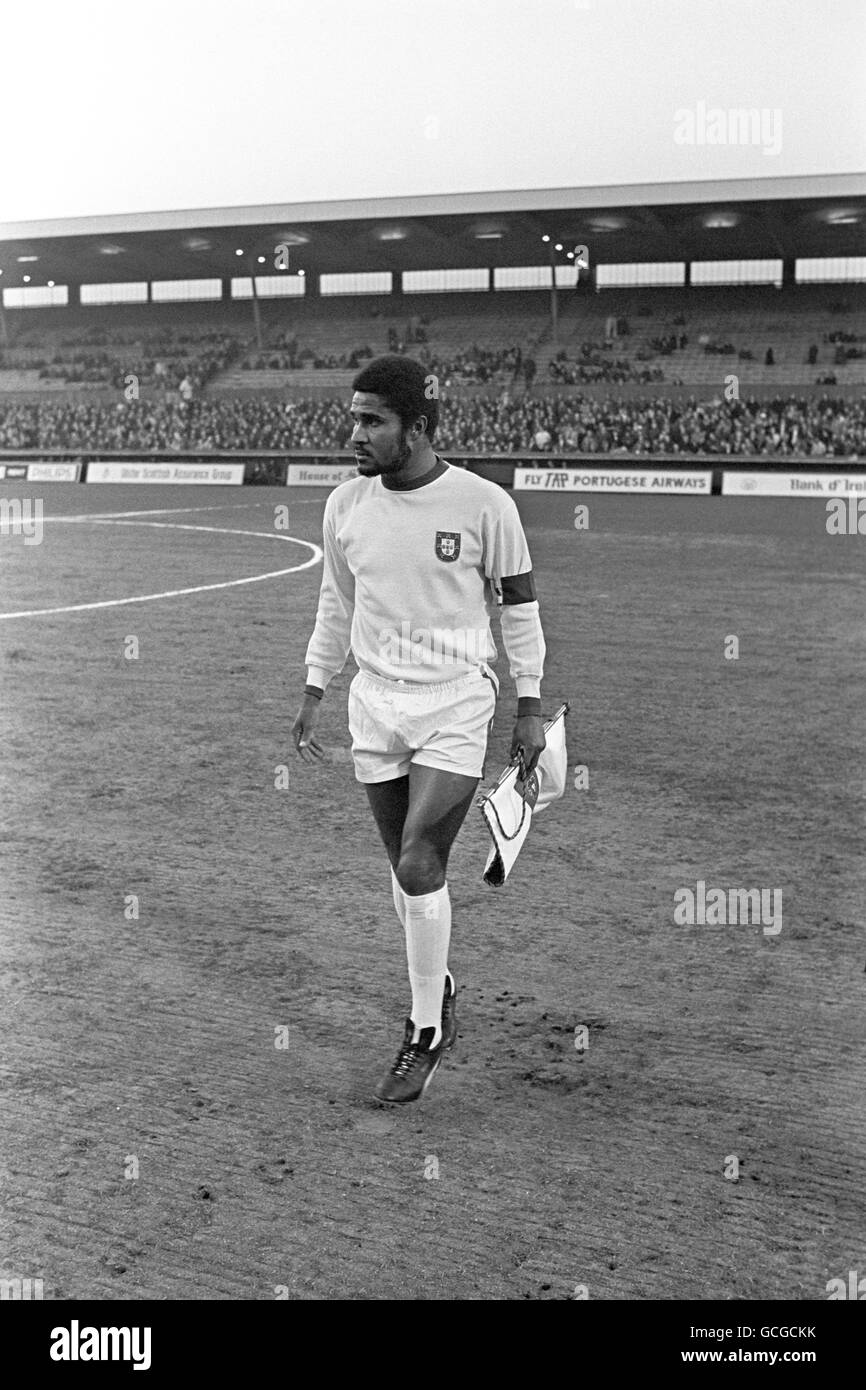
left=1, top=481, right=863, bottom=1300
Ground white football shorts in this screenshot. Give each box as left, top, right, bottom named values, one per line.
left=348, top=665, right=499, bottom=783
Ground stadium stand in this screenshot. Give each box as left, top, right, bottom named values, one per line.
left=1, top=287, right=865, bottom=454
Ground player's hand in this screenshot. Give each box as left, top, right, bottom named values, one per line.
left=291, top=697, right=326, bottom=764
left=510, top=715, right=546, bottom=775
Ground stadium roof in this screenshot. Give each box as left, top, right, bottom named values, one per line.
left=1, top=175, right=864, bottom=287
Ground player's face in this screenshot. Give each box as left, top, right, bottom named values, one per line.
left=349, top=392, right=413, bottom=477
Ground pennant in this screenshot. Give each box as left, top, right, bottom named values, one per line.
left=477, top=703, right=570, bottom=886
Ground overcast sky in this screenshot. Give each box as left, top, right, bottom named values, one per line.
left=2, top=0, right=864, bottom=223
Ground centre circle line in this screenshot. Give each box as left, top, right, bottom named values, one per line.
left=0, top=518, right=323, bottom=621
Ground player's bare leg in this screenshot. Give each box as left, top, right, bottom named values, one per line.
left=396, top=765, right=479, bottom=895
left=364, top=774, right=410, bottom=870
left=371, top=765, right=478, bottom=1103
left=364, top=765, right=477, bottom=885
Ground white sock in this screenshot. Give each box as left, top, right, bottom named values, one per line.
left=390, top=865, right=406, bottom=926
left=402, top=883, right=451, bottom=1047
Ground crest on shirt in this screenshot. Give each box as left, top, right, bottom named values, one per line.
left=435, top=530, right=461, bottom=562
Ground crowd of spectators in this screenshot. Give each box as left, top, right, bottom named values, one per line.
left=0, top=398, right=346, bottom=453
left=0, top=327, right=240, bottom=394
left=240, top=313, right=434, bottom=372
left=242, top=340, right=377, bottom=371
left=1, top=393, right=864, bottom=458
left=548, top=342, right=665, bottom=386
left=827, top=329, right=864, bottom=345
left=826, top=328, right=866, bottom=364
left=647, top=332, right=687, bottom=355
left=416, top=343, right=525, bottom=386
left=241, top=335, right=528, bottom=384
left=446, top=394, right=866, bottom=457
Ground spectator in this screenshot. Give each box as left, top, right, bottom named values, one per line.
left=532, top=424, right=552, bottom=451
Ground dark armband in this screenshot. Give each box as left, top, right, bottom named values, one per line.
left=304, top=684, right=324, bottom=701
left=517, top=696, right=542, bottom=718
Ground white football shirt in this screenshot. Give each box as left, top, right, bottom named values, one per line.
left=305, top=460, right=546, bottom=697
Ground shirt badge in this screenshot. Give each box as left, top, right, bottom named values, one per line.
left=435, top=530, right=461, bottom=562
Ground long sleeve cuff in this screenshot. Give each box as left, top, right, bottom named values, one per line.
left=306, top=665, right=333, bottom=693
left=515, top=675, right=541, bottom=700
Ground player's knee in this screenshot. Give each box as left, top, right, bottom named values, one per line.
left=395, top=839, right=443, bottom=896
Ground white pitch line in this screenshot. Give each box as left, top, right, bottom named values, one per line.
left=44, top=503, right=258, bottom=521
left=43, top=499, right=324, bottom=522
left=0, top=519, right=322, bottom=620
left=87, top=520, right=312, bottom=541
